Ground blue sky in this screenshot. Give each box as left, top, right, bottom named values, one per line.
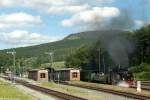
left=0, top=0, right=149, bottom=49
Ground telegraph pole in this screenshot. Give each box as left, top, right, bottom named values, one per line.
left=45, top=52, right=53, bottom=67
left=18, top=61, right=21, bottom=77
left=0, top=66, right=3, bottom=75
left=98, top=47, right=101, bottom=73
left=45, top=52, right=53, bottom=81
left=7, top=51, right=16, bottom=83
left=103, top=56, right=105, bottom=73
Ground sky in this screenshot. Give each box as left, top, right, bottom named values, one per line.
left=0, top=0, right=149, bottom=49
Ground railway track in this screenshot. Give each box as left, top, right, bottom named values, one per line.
left=1, top=76, right=87, bottom=100
left=60, top=81, right=150, bottom=100
left=132, top=81, right=150, bottom=91
left=1, top=76, right=150, bottom=100
left=142, top=82, right=150, bottom=91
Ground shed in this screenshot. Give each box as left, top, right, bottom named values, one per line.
left=28, top=69, right=48, bottom=82
left=54, top=68, right=80, bottom=81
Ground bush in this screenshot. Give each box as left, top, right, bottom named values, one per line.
left=129, top=63, right=150, bottom=73
left=135, top=72, right=150, bottom=80
left=129, top=63, right=150, bottom=80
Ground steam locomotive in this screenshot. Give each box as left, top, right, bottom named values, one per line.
left=80, top=67, right=134, bottom=86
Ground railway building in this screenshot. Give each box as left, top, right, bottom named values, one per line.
left=28, top=69, right=48, bottom=81
left=28, top=68, right=80, bottom=82
left=54, top=68, right=80, bottom=81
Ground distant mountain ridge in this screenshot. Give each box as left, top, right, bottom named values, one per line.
left=0, top=30, right=123, bottom=61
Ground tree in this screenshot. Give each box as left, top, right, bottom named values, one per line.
left=65, top=45, right=94, bottom=70
left=129, top=63, right=150, bottom=80
left=130, top=25, right=150, bottom=65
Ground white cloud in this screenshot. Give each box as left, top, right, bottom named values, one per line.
left=0, top=0, right=83, bottom=14
left=0, top=0, right=78, bottom=7
left=0, top=0, right=116, bottom=14
left=0, top=30, right=61, bottom=47
left=62, top=7, right=120, bottom=27
left=48, top=4, right=90, bottom=14
left=0, top=0, right=115, bottom=7
left=79, top=0, right=116, bottom=4
left=0, top=0, right=17, bottom=7
left=26, top=0, right=90, bottom=14
left=0, top=12, right=42, bottom=29
left=135, top=20, right=145, bottom=28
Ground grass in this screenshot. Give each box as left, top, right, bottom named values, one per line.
left=0, top=81, right=31, bottom=100
left=41, top=82, right=88, bottom=96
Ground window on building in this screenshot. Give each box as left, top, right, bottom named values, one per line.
left=40, top=73, right=46, bottom=78
left=72, top=72, right=78, bottom=78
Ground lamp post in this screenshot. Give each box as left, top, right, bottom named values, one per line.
left=7, top=51, right=16, bottom=83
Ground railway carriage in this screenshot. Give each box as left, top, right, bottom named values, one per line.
left=80, top=68, right=134, bottom=86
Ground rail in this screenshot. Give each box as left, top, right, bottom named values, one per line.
left=60, top=81, right=150, bottom=100
left=1, top=76, right=87, bottom=100
left=132, top=81, right=150, bottom=91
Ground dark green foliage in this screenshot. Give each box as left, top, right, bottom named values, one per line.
left=0, top=53, right=12, bottom=72
left=65, top=45, right=95, bottom=70
left=130, top=25, right=150, bottom=65
left=135, top=72, right=150, bottom=80
left=129, top=63, right=150, bottom=80
left=129, top=63, right=150, bottom=73
left=65, top=42, right=114, bottom=72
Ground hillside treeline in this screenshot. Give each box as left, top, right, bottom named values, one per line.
left=0, top=30, right=121, bottom=71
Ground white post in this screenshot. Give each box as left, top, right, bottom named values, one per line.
left=137, top=81, right=141, bottom=92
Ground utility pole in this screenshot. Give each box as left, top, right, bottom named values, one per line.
left=18, top=61, right=21, bottom=77
left=118, top=63, right=121, bottom=73
left=98, top=47, right=101, bottom=73
left=0, top=66, right=3, bottom=75
left=45, top=52, right=53, bottom=67
left=45, top=52, right=53, bottom=81
left=7, top=51, right=16, bottom=83
left=103, top=56, right=105, bottom=73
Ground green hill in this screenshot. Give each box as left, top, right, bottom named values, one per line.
left=0, top=30, right=122, bottom=69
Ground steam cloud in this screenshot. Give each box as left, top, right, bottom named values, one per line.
left=100, top=10, right=135, bottom=67
left=84, top=9, right=136, bottom=31
left=82, top=0, right=150, bottom=31
left=91, top=1, right=149, bottom=67
left=99, top=32, right=134, bottom=67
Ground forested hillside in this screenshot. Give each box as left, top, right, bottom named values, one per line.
left=0, top=30, right=122, bottom=71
